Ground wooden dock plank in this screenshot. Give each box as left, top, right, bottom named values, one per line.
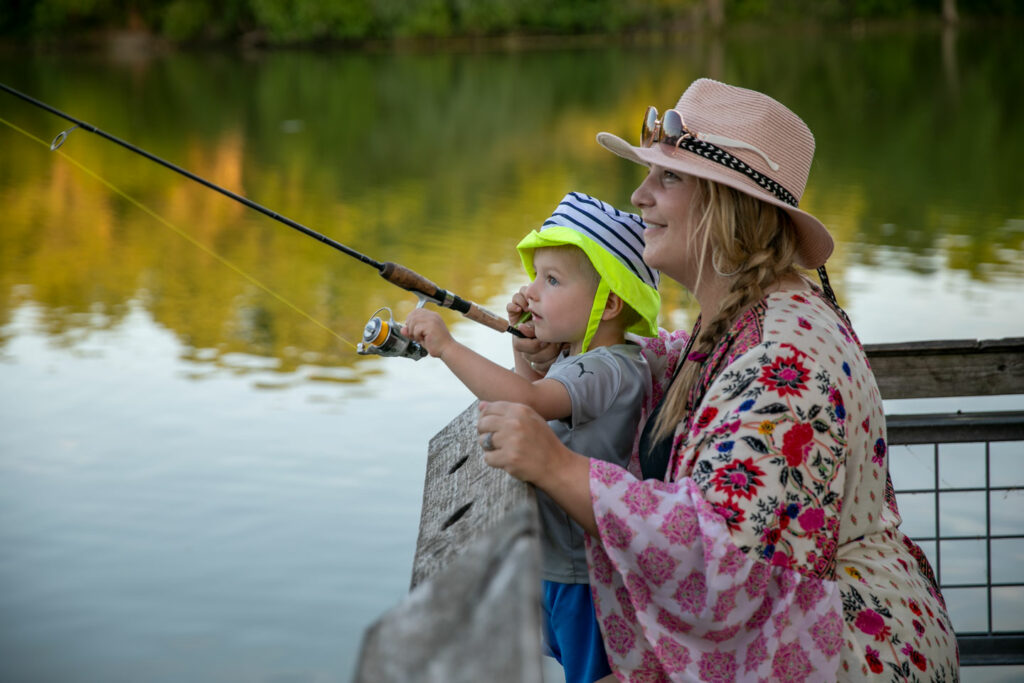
left=410, top=400, right=535, bottom=589
left=354, top=503, right=543, bottom=682
left=865, top=337, right=1024, bottom=400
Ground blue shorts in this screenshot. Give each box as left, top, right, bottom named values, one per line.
left=541, top=581, right=612, bottom=683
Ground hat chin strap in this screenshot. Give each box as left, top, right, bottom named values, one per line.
left=580, top=279, right=611, bottom=354
left=695, top=132, right=780, bottom=171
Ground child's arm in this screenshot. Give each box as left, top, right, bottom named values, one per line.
left=403, top=308, right=572, bottom=421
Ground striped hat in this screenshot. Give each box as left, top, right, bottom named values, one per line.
left=517, top=192, right=661, bottom=352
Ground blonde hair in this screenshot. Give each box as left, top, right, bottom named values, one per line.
left=651, top=178, right=800, bottom=442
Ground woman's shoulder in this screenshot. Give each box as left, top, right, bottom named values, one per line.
left=718, top=288, right=873, bottom=396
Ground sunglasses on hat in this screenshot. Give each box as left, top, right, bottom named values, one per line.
left=640, top=105, right=781, bottom=173
left=641, top=106, right=692, bottom=148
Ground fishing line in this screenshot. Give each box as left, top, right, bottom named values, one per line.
left=0, top=82, right=526, bottom=352
left=0, top=114, right=359, bottom=350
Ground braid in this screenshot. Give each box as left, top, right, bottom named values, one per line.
left=651, top=180, right=799, bottom=442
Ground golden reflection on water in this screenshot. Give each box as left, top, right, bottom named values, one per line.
left=1, top=28, right=1021, bottom=379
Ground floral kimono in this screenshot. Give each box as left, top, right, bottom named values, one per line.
left=587, top=287, right=959, bottom=682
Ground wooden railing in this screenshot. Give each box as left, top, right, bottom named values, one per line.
left=353, top=337, right=1024, bottom=679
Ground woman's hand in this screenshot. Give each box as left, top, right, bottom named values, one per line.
left=477, top=400, right=597, bottom=534
left=507, top=286, right=563, bottom=376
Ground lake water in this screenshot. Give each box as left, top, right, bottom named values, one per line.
left=1, top=23, right=1022, bottom=682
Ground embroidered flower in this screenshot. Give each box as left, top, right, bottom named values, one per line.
left=637, top=650, right=670, bottom=680
left=711, top=585, right=742, bottom=621
left=798, top=507, right=825, bottom=532
left=828, top=386, right=846, bottom=421
left=597, top=511, right=636, bottom=550
left=854, top=609, right=892, bottom=642
left=705, top=623, right=741, bottom=643
left=659, top=503, right=699, bottom=545
left=745, top=597, right=774, bottom=630
left=638, top=545, right=679, bottom=586
left=694, top=406, right=719, bottom=432
left=908, top=598, right=922, bottom=616
left=794, top=579, right=826, bottom=612
left=771, top=642, right=813, bottom=682
left=812, top=611, right=844, bottom=657
left=602, top=612, right=636, bottom=656
left=589, top=544, right=614, bottom=585
left=712, top=457, right=765, bottom=500
left=622, top=481, right=661, bottom=518
left=593, top=460, right=626, bottom=486
left=872, top=438, right=887, bottom=466
left=760, top=354, right=810, bottom=396
left=798, top=317, right=812, bottom=330
left=674, top=572, right=708, bottom=614
left=712, top=499, right=746, bottom=532
left=745, top=632, right=769, bottom=672
left=657, top=606, right=693, bottom=634
left=902, top=643, right=928, bottom=671
left=746, top=563, right=770, bottom=598
left=782, top=422, right=815, bottom=467
left=718, top=543, right=748, bottom=577
left=865, top=645, right=884, bottom=674
left=625, top=571, right=652, bottom=612
left=758, top=420, right=775, bottom=435
left=615, top=586, right=636, bottom=623
left=698, top=650, right=738, bottom=683
left=655, top=635, right=692, bottom=673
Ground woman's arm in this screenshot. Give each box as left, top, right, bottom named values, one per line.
left=476, top=400, right=597, bottom=534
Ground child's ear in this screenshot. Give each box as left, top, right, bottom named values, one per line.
left=601, top=292, right=625, bottom=321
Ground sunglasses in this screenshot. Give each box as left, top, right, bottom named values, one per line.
left=639, top=105, right=782, bottom=173
left=641, top=106, right=694, bottom=148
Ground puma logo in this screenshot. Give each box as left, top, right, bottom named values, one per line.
left=573, top=361, right=594, bottom=378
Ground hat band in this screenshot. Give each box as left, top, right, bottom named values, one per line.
left=672, top=136, right=799, bottom=208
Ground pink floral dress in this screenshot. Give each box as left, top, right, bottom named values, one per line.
left=587, top=287, right=959, bottom=681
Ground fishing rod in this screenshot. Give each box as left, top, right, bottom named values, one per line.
left=0, top=81, right=525, bottom=360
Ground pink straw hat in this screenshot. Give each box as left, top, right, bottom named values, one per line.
left=596, top=78, right=833, bottom=269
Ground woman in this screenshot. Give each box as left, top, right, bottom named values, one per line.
left=480, top=79, right=959, bottom=681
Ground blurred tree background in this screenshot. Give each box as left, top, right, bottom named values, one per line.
left=1, top=0, right=1020, bottom=45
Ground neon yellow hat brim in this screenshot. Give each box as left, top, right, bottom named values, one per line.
left=517, top=227, right=660, bottom=342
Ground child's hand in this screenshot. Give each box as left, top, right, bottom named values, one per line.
left=507, top=285, right=535, bottom=337
left=507, top=285, right=562, bottom=376
left=402, top=309, right=454, bottom=359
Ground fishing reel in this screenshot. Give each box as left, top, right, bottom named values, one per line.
left=356, top=306, right=428, bottom=360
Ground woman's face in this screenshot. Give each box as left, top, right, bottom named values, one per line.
left=631, top=163, right=703, bottom=289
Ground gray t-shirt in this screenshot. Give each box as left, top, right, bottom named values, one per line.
left=537, top=343, right=650, bottom=583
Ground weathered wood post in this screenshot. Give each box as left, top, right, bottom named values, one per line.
left=353, top=401, right=543, bottom=681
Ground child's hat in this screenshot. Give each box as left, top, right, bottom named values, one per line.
left=517, top=192, right=661, bottom=352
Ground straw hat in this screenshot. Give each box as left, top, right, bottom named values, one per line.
left=596, top=78, right=833, bottom=269
left=517, top=191, right=661, bottom=352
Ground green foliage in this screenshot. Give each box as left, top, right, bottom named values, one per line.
left=250, top=0, right=373, bottom=42
left=1, top=0, right=1022, bottom=46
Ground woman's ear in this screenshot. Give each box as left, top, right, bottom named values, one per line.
left=601, top=292, right=625, bottom=321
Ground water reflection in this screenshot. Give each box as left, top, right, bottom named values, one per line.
left=2, top=25, right=1021, bottom=376
left=1, top=24, right=1023, bottom=682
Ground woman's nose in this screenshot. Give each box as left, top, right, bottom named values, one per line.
left=631, top=171, right=655, bottom=209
